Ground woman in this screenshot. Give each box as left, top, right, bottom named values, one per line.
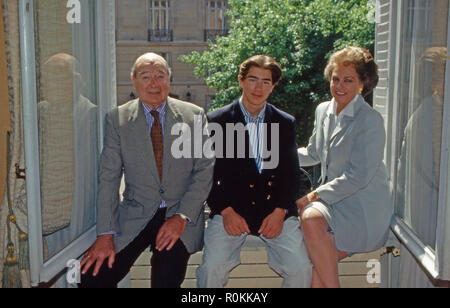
left=297, top=47, right=392, bottom=288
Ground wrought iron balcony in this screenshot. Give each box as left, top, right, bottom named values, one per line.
left=204, top=29, right=229, bottom=42
left=148, top=29, right=173, bottom=42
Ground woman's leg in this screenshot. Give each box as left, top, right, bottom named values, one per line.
left=301, top=207, right=341, bottom=288
left=311, top=267, right=326, bottom=288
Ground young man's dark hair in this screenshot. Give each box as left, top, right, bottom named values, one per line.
left=239, top=55, right=283, bottom=85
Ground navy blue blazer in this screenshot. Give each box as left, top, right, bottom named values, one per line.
left=206, top=101, right=301, bottom=235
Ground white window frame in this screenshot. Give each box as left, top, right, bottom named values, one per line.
left=436, top=6, right=450, bottom=280
left=148, top=0, right=171, bottom=41
left=388, top=0, right=450, bottom=281
left=205, top=0, right=227, bottom=31
left=20, top=0, right=117, bottom=286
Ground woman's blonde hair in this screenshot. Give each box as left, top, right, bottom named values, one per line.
left=324, top=47, right=379, bottom=97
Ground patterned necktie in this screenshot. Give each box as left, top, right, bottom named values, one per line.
left=150, top=110, right=163, bottom=180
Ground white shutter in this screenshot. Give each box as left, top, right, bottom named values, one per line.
left=374, top=0, right=395, bottom=174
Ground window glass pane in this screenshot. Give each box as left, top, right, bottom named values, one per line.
left=155, top=9, right=160, bottom=31
left=150, top=0, right=170, bottom=31
left=395, top=0, right=449, bottom=248
left=35, top=0, right=99, bottom=262
left=206, top=1, right=227, bottom=31
left=210, top=11, right=216, bottom=30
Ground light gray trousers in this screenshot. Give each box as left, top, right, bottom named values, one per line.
left=196, top=215, right=312, bottom=288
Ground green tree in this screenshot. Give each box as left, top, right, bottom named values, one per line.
left=181, top=0, right=375, bottom=144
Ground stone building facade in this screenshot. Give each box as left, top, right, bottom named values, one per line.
left=116, top=0, right=229, bottom=109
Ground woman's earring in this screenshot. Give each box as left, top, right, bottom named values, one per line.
left=359, top=88, right=363, bottom=95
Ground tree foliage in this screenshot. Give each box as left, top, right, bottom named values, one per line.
left=181, top=0, right=375, bottom=144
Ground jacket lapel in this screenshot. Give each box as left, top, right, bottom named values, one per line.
left=330, top=116, right=352, bottom=146
left=322, top=112, right=332, bottom=167
left=260, top=104, right=274, bottom=176
left=323, top=113, right=332, bottom=149
left=163, top=98, right=184, bottom=183
left=329, top=96, right=365, bottom=147
left=320, top=104, right=335, bottom=185
left=230, top=101, right=259, bottom=176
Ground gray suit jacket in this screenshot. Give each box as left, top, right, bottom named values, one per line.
left=299, top=96, right=393, bottom=253
left=96, top=97, right=214, bottom=254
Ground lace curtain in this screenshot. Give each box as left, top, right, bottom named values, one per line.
left=0, top=0, right=10, bottom=202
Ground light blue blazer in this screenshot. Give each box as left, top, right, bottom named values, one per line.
left=298, top=95, right=393, bottom=253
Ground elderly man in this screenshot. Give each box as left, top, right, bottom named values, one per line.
left=79, top=53, right=214, bottom=288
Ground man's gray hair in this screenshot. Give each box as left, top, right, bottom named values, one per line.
left=131, top=52, right=172, bottom=78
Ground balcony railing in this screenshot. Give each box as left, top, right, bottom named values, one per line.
left=148, top=29, right=173, bottom=42
left=204, top=29, right=229, bottom=42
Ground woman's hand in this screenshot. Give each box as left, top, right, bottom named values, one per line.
left=296, top=195, right=310, bottom=214
left=296, top=191, right=319, bottom=214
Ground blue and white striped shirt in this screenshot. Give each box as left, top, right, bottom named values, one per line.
left=142, top=100, right=167, bottom=137
left=239, top=98, right=266, bottom=174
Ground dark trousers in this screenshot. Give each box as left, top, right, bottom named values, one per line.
left=79, top=208, right=190, bottom=288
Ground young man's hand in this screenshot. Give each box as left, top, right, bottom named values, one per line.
left=258, top=208, right=286, bottom=239
left=221, top=207, right=251, bottom=236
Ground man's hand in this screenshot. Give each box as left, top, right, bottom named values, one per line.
left=221, top=207, right=251, bottom=237
left=156, top=215, right=188, bottom=252
left=258, top=208, right=286, bottom=239
left=80, top=234, right=116, bottom=277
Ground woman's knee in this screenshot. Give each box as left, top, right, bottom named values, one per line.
left=300, top=207, right=329, bottom=236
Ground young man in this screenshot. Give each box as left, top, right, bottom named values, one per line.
left=197, top=55, right=312, bottom=288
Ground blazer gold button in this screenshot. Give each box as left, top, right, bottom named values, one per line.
left=267, top=195, right=271, bottom=200
left=252, top=202, right=256, bottom=206
left=217, top=181, right=221, bottom=186
left=268, top=182, right=273, bottom=187
left=249, top=184, right=255, bottom=189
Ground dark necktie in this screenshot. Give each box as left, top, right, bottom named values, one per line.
left=150, top=110, right=163, bottom=180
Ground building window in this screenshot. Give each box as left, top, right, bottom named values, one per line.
left=205, top=0, right=229, bottom=42
left=148, top=1, right=172, bottom=42
left=160, top=52, right=173, bottom=80
left=205, top=95, right=216, bottom=111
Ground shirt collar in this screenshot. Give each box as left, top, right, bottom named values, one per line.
left=239, top=97, right=266, bottom=121
left=142, top=100, right=167, bottom=115
left=328, top=94, right=360, bottom=118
